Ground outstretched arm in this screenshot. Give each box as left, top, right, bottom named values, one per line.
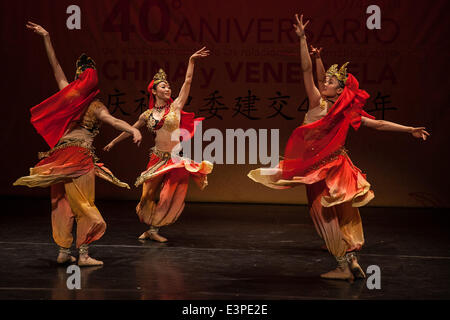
left=26, top=21, right=69, bottom=90
left=172, top=47, right=210, bottom=111
left=103, top=111, right=147, bottom=151
left=361, top=116, right=430, bottom=140
left=310, top=46, right=326, bottom=93
left=293, top=14, right=321, bottom=109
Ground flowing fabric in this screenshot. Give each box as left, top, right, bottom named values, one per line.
left=135, top=148, right=213, bottom=228
left=248, top=73, right=375, bottom=207
left=13, top=145, right=130, bottom=189
left=307, top=181, right=365, bottom=257
left=135, top=149, right=213, bottom=189
left=30, top=68, right=100, bottom=148
left=281, top=73, right=374, bottom=179
left=248, top=73, right=375, bottom=257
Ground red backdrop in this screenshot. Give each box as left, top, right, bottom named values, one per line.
left=1, top=0, right=449, bottom=207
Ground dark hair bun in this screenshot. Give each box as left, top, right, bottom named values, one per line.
left=76, top=53, right=96, bottom=68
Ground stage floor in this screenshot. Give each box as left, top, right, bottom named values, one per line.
left=0, top=197, right=449, bottom=300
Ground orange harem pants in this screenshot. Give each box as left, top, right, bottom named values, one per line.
left=248, top=152, right=373, bottom=259
left=306, top=180, right=364, bottom=258
left=13, top=145, right=129, bottom=249
left=51, top=169, right=106, bottom=249
left=136, top=168, right=190, bottom=228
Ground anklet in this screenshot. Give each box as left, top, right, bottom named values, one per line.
left=59, top=247, right=71, bottom=255
left=149, top=226, right=159, bottom=234
left=79, top=244, right=89, bottom=255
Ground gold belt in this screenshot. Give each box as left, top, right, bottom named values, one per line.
left=150, top=146, right=183, bottom=160
left=150, top=147, right=172, bottom=159
left=302, top=147, right=348, bottom=175
left=38, top=138, right=97, bottom=162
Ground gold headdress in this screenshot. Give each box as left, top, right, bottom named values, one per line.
left=326, top=62, right=349, bottom=86
left=152, top=68, right=168, bottom=87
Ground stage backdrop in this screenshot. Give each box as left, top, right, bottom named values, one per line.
left=1, top=0, right=449, bottom=207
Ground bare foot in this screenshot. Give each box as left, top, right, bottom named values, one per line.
left=149, top=232, right=168, bottom=243
left=139, top=231, right=168, bottom=243
left=320, top=263, right=354, bottom=281
left=138, top=231, right=150, bottom=240
left=349, top=255, right=366, bottom=278
left=56, top=252, right=76, bottom=264
left=78, top=254, right=104, bottom=267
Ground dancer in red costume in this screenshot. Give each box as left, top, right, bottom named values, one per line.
left=248, top=14, right=430, bottom=281
left=105, top=48, right=213, bottom=243
left=14, top=22, right=142, bottom=266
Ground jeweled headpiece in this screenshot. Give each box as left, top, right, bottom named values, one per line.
left=152, top=68, right=168, bottom=87
left=326, top=62, right=349, bottom=87
left=147, top=68, right=172, bottom=109
left=75, top=53, right=96, bottom=80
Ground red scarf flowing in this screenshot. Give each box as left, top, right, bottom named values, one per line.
left=281, top=73, right=374, bottom=179
left=30, top=68, right=100, bottom=148
left=147, top=80, right=204, bottom=140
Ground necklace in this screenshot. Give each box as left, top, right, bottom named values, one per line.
left=154, top=103, right=167, bottom=111
left=147, top=104, right=171, bottom=132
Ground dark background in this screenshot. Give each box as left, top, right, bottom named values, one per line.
left=1, top=0, right=449, bottom=207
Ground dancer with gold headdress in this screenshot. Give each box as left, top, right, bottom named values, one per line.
left=248, top=14, right=430, bottom=281
left=14, top=22, right=142, bottom=266
left=104, top=47, right=213, bottom=243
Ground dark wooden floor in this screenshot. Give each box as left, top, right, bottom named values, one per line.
left=0, top=197, right=449, bottom=300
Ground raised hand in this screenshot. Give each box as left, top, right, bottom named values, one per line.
left=293, top=13, right=310, bottom=38
left=26, top=21, right=49, bottom=37
left=411, top=127, right=430, bottom=141
left=310, top=45, right=323, bottom=58
left=190, top=47, right=210, bottom=61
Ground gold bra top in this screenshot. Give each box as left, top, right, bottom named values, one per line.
left=143, top=105, right=180, bottom=133
left=78, top=99, right=102, bottom=135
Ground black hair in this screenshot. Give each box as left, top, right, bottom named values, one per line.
left=75, top=53, right=96, bottom=79
left=152, top=81, right=169, bottom=90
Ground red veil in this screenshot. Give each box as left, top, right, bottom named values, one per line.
left=30, top=68, right=100, bottom=148
left=147, top=80, right=204, bottom=140
left=281, top=73, right=374, bottom=179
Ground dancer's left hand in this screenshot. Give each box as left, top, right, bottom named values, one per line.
left=190, top=47, right=210, bottom=61
left=411, top=127, right=430, bottom=140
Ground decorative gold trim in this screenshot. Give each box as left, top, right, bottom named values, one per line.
left=302, top=147, right=348, bottom=175
left=38, top=138, right=98, bottom=162
left=319, top=97, right=327, bottom=110
left=78, top=100, right=102, bottom=135
left=150, top=146, right=173, bottom=159
left=135, top=158, right=169, bottom=187
left=134, top=147, right=181, bottom=187
left=144, top=105, right=179, bottom=133
left=94, top=164, right=130, bottom=189
left=153, top=68, right=168, bottom=87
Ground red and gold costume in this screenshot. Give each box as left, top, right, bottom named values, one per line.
left=249, top=69, right=375, bottom=259
left=14, top=68, right=129, bottom=250
left=135, top=70, right=213, bottom=232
